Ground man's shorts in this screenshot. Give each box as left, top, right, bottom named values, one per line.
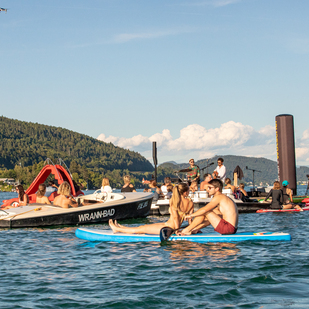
left=214, top=219, right=237, bottom=235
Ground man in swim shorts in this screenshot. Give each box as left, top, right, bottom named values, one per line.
left=181, top=179, right=238, bottom=235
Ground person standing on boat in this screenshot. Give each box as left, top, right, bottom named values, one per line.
left=53, top=181, right=78, bottom=208
left=187, top=159, right=200, bottom=186
left=121, top=175, right=136, bottom=192
left=109, top=183, right=194, bottom=234
left=36, top=184, right=51, bottom=204
left=213, top=158, right=226, bottom=183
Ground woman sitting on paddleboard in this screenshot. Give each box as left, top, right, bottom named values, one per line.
left=109, top=183, right=194, bottom=234
left=264, top=181, right=302, bottom=210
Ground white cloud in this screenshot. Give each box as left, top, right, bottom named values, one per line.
left=302, top=129, right=309, bottom=140
left=97, top=121, right=279, bottom=163
left=97, top=125, right=309, bottom=165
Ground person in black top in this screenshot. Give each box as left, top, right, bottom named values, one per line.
left=121, top=175, right=136, bottom=193
left=281, top=180, right=302, bottom=210
left=264, top=181, right=283, bottom=209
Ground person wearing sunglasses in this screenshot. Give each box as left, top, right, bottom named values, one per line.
left=181, top=179, right=238, bottom=235
left=187, top=159, right=200, bottom=186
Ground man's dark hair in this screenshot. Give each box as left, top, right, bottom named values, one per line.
left=217, top=157, right=224, bottom=163
left=203, top=173, right=212, bottom=179
left=208, top=179, right=223, bottom=191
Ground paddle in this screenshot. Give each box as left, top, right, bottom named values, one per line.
left=159, top=227, right=175, bottom=242
left=159, top=225, right=189, bottom=242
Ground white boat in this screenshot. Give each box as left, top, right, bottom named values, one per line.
left=151, top=188, right=269, bottom=215
left=0, top=191, right=154, bottom=228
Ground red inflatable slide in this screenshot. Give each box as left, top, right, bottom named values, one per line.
left=1, top=161, right=84, bottom=208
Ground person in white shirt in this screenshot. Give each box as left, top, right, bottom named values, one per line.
left=161, top=177, right=171, bottom=196
left=213, top=158, right=226, bottom=183
left=101, top=178, right=113, bottom=193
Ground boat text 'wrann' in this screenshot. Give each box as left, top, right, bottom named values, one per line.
left=78, top=209, right=115, bottom=222
left=137, top=201, right=149, bottom=210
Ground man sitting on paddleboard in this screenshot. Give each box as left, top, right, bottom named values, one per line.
left=181, top=179, right=238, bottom=235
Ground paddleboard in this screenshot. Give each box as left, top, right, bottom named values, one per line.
left=256, top=206, right=309, bottom=213
left=75, top=228, right=291, bottom=243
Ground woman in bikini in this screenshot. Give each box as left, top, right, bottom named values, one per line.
left=3, top=185, right=29, bottom=209
left=109, top=183, right=194, bottom=234
left=36, top=184, right=51, bottom=205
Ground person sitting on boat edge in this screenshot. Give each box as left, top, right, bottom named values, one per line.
left=225, top=178, right=236, bottom=194
left=238, top=183, right=250, bottom=202
left=146, top=179, right=163, bottom=202
left=281, top=180, right=302, bottom=210
left=166, top=184, right=173, bottom=199
left=53, top=181, right=78, bottom=208
left=180, top=179, right=238, bottom=235
left=121, top=175, right=136, bottom=193
left=101, top=177, right=112, bottom=193
left=36, top=184, right=51, bottom=205
left=200, top=173, right=212, bottom=191
left=109, top=183, right=194, bottom=235
left=263, top=181, right=302, bottom=210
left=161, top=177, right=172, bottom=196
left=3, top=185, right=29, bottom=209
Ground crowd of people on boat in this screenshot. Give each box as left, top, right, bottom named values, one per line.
left=1, top=157, right=303, bottom=234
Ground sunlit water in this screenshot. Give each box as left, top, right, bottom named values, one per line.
left=1, top=186, right=309, bottom=308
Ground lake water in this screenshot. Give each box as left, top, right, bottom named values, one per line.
left=1, top=186, right=309, bottom=308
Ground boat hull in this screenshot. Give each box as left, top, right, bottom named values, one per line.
left=0, top=193, right=153, bottom=228
left=75, top=228, right=291, bottom=243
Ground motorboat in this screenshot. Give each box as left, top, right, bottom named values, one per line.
left=0, top=190, right=154, bottom=228
left=150, top=188, right=270, bottom=216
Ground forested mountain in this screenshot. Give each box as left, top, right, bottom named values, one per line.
left=0, top=116, right=153, bottom=171
left=160, top=155, right=309, bottom=184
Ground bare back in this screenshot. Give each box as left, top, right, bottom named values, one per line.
left=36, top=196, right=51, bottom=205
left=53, top=195, right=77, bottom=208
left=166, top=197, right=194, bottom=229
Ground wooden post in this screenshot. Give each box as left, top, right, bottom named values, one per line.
left=233, top=172, right=238, bottom=187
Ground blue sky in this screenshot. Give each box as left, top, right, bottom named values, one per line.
left=1, top=0, right=309, bottom=165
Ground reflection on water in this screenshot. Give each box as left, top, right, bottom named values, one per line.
left=164, top=241, right=240, bottom=264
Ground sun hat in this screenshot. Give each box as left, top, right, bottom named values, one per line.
left=282, top=180, right=289, bottom=186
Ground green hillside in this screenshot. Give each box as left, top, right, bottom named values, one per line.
left=0, top=116, right=153, bottom=172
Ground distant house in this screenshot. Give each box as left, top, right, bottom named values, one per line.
left=0, top=178, right=16, bottom=185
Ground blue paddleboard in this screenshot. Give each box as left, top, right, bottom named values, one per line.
left=75, top=228, right=291, bottom=243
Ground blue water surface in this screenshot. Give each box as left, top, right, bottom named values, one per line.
left=1, top=187, right=309, bottom=308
